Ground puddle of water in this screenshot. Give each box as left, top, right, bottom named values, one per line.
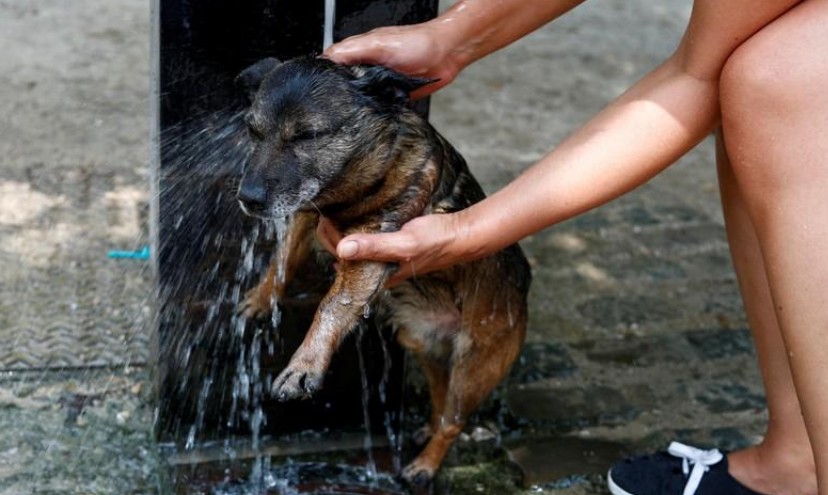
left=505, top=436, right=628, bottom=487
left=214, top=463, right=406, bottom=495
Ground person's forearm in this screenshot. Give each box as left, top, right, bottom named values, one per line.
left=450, top=0, right=802, bottom=260
left=429, top=0, right=585, bottom=71
left=454, top=57, right=720, bottom=260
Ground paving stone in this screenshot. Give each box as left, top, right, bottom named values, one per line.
left=508, top=382, right=655, bottom=426
left=565, top=210, right=613, bottom=231
left=685, top=328, right=756, bottom=360
left=709, top=427, right=752, bottom=452
left=529, top=474, right=607, bottom=494
left=618, top=205, right=661, bottom=227
left=511, top=342, right=578, bottom=384
left=656, top=204, right=712, bottom=224
left=632, top=224, right=729, bottom=256
left=676, top=251, right=735, bottom=282
left=578, top=335, right=696, bottom=367
left=630, top=424, right=763, bottom=457
left=700, top=290, right=748, bottom=324
left=577, top=294, right=678, bottom=329
left=504, top=436, right=628, bottom=486
left=0, top=370, right=159, bottom=495
left=596, top=255, right=687, bottom=281
left=437, top=459, right=524, bottom=495
left=695, top=382, right=766, bottom=414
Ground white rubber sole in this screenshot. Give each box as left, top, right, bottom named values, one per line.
left=607, top=469, right=638, bottom=495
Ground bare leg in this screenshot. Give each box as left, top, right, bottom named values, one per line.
left=720, top=1, right=828, bottom=492
left=716, top=131, right=816, bottom=495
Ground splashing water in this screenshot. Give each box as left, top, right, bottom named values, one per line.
left=376, top=323, right=404, bottom=473
left=155, top=108, right=281, bottom=456
left=355, top=322, right=378, bottom=481
left=152, top=105, right=415, bottom=493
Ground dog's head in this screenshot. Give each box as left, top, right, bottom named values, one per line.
left=235, top=56, right=434, bottom=218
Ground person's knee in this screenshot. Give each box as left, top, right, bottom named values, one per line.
left=719, top=36, right=788, bottom=127
left=718, top=33, right=806, bottom=198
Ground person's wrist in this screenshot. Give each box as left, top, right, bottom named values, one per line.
left=445, top=209, right=484, bottom=263
left=421, top=17, right=471, bottom=78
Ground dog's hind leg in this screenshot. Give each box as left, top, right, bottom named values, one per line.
left=398, top=327, right=451, bottom=446
left=416, top=356, right=450, bottom=446
left=401, top=307, right=526, bottom=485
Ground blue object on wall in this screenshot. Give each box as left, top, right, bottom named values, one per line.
left=108, top=245, right=150, bottom=260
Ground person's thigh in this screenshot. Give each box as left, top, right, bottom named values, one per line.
left=719, top=0, right=828, bottom=199
left=720, top=0, right=828, bottom=111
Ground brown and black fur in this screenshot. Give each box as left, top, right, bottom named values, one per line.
left=235, top=56, right=531, bottom=484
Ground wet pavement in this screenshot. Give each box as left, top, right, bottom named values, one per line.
left=0, top=0, right=766, bottom=494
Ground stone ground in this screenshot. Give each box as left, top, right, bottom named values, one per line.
left=0, top=0, right=767, bottom=494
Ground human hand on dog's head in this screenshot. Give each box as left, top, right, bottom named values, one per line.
left=323, top=22, right=460, bottom=99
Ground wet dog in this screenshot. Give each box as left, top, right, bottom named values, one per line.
left=235, top=56, right=531, bottom=484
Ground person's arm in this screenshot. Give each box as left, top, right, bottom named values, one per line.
left=333, top=0, right=799, bottom=286
left=324, top=0, right=585, bottom=98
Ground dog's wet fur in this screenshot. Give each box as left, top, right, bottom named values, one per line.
left=235, top=56, right=531, bottom=484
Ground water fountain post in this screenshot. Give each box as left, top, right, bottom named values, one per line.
left=149, top=0, right=437, bottom=488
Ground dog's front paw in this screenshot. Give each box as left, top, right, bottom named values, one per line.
left=271, top=359, right=325, bottom=401
left=401, top=458, right=436, bottom=487
left=237, top=286, right=274, bottom=320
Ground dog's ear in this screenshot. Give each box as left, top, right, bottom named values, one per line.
left=351, top=65, right=437, bottom=106
left=236, top=58, right=282, bottom=100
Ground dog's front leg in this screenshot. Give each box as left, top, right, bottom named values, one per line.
left=238, top=212, right=318, bottom=319
left=271, top=260, right=390, bottom=400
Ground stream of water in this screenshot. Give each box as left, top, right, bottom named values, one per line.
left=154, top=111, right=409, bottom=493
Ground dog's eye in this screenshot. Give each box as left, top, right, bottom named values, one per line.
left=247, top=126, right=265, bottom=141
left=244, top=113, right=266, bottom=141
left=292, top=129, right=319, bottom=142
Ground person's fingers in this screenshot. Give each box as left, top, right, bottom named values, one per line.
left=322, top=25, right=457, bottom=101
left=322, top=40, right=363, bottom=65
left=336, top=231, right=418, bottom=262
left=323, top=32, right=389, bottom=66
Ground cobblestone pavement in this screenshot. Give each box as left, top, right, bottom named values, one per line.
left=0, top=0, right=151, bottom=371
left=0, top=0, right=766, bottom=494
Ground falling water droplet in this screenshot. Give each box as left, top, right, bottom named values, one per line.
left=355, top=323, right=378, bottom=480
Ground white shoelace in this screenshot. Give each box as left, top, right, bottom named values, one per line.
left=667, top=441, right=725, bottom=495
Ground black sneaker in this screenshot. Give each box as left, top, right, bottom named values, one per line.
left=607, top=442, right=766, bottom=495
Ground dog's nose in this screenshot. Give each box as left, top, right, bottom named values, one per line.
left=237, top=180, right=267, bottom=209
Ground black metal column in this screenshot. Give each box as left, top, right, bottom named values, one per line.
left=151, top=0, right=438, bottom=444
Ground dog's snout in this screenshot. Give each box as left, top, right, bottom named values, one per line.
left=237, top=179, right=267, bottom=209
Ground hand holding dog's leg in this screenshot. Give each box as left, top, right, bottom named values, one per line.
left=337, top=213, right=480, bottom=286
left=271, top=260, right=389, bottom=400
